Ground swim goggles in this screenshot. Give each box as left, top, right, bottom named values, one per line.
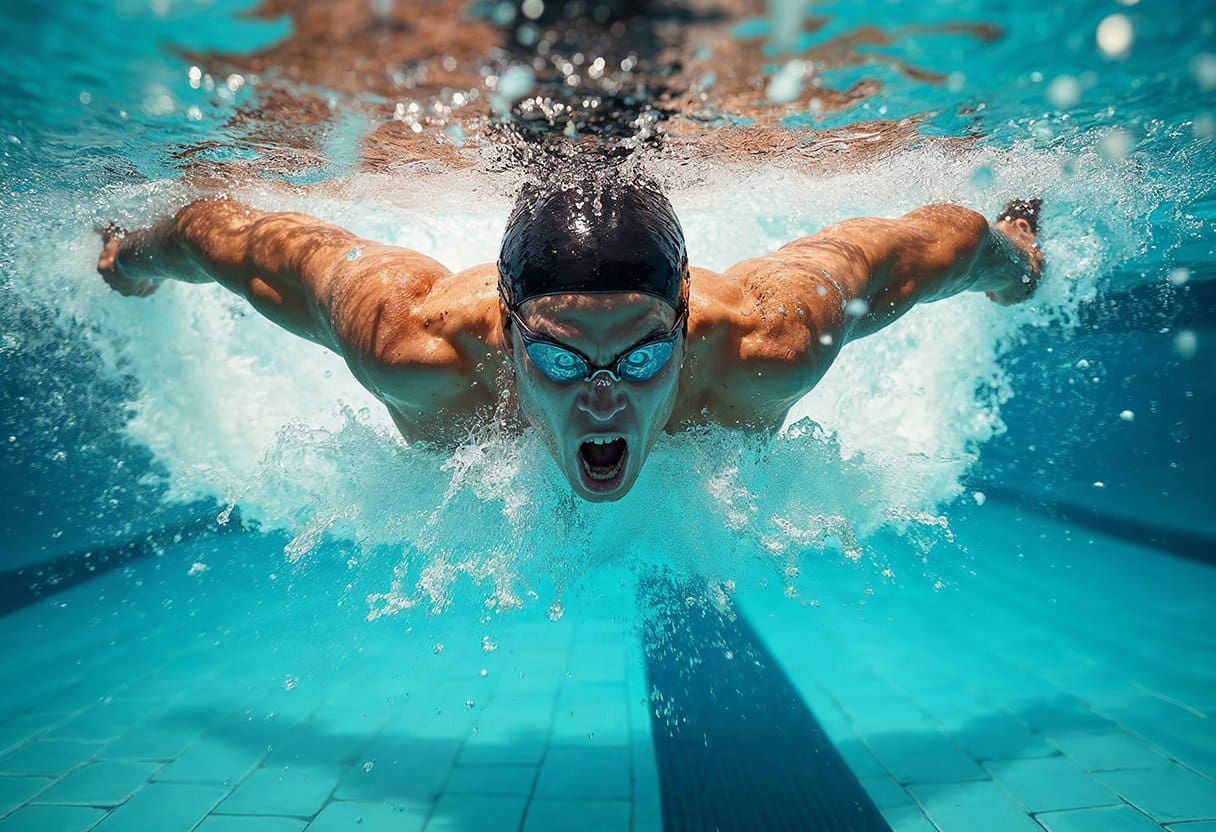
left=506, top=304, right=687, bottom=384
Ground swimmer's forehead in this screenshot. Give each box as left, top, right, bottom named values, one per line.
left=518, top=292, right=676, bottom=342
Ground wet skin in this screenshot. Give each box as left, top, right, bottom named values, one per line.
left=97, top=200, right=1041, bottom=501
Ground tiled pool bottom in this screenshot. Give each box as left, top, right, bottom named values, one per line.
left=738, top=504, right=1216, bottom=832
left=0, top=502, right=1213, bottom=831
left=0, top=539, right=662, bottom=832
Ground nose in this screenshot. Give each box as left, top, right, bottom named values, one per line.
left=577, top=373, right=626, bottom=421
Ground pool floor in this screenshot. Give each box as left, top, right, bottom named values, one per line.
left=0, top=502, right=1213, bottom=831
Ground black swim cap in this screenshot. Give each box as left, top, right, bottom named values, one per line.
left=498, top=178, right=688, bottom=311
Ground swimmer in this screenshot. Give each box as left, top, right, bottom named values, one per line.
left=96, top=183, right=1042, bottom=502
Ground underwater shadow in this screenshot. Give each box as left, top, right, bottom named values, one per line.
left=828, top=692, right=1140, bottom=792
left=156, top=702, right=557, bottom=825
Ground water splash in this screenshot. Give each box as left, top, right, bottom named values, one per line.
left=1, top=130, right=1170, bottom=615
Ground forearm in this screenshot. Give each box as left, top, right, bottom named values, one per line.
left=830, top=204, right=1037, bottom=338
left=857, top=205, right=989, bottom=325
left=107, top=199, right=361, bottom=345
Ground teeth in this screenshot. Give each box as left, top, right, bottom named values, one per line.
left=587, top=436, right=620, bottom=445
left=581, top=454, right=625, bottom=481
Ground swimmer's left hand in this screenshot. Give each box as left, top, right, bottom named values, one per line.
left=95, top=223, right=158, bottom=297
left=983, top=203, right=1044, bottom=306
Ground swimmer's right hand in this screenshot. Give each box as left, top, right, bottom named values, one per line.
left=95, top=223, right=158, bottom=297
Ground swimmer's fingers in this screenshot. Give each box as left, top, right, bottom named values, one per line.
left=94, top=222, right=128, bottom=245
left=96, top=226, right=123, bottom=275
left=95, top=224, right=157, bottom=296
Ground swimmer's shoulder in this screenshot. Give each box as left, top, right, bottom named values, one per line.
left=682, top=264, right=838, bottom=422
left=329, top=257, right=502, bottom=411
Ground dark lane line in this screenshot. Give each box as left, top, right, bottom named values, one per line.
left=640, top=577, right=892, bottom=832
left=0, top=514, right=240, bottom=618
left=984, top=487, right=1216, bottom=568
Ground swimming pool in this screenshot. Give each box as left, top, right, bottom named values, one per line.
left=1, top=0, right=1214, bottom=830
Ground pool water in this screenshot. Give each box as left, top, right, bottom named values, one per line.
left=1, top=0, right=1214, bottom=830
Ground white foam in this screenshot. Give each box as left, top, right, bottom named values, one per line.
left=4, top=135, right=1157, bottom=613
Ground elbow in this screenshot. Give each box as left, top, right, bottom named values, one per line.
left=906, top=204, right=988, bottom=246
left=173, top=198, right=256, bottom=245
left=907, top=204, right=991, bottom=279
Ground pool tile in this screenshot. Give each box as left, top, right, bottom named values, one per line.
left=464, top=704, right=554, bottom=744
left=909, top=780, right=1043, bottom=832
left=305, top=799, right=427, bottom=831
left=1098, top=763, right=1216, bottom=823
left=630, top=736, right=661, bottom=805
left=1051, top=732, right=1167, bottom=771
left=534, top=746, right=629, bottom=800
left=334, top=739, right=458, bottom=803
left=154, top=739, right=265, bottom=786
left=0, top=740, right=102, bottom=777
left=217, top=765, right=344, bottom=817
left=836, top=741, right=888, bottom=779
left=196, top=817, right=306, bottom=832
left=0, top=776, right=54, bottom=817
left=1036, top=804, right=1166, bottom=832
left=861, top=775, right=914, bottom=809
left=31, top=761, right=159, bottom=807
left=521, top=798, right=630, bottom=832
left=458, top=734, right=548, bottom=767
left=100, top=722, right=203, bottom=762
left=444, top=765, right=536, bottom=796
left=846, top=700, right=934, bottom=736
left=0, top=712, right=63, bottom=758
left=632, top=799, right=662, bottom=832
left=950, top=715, right=1055, bottom=761
left=0, top=804, right=107, bottom=832
left=424, top=794, right=525, bottom=832
left=551, top=688, right=630, bottom=745
left=44, top=703, right=156, bottom=743
left=262, top=723, right=369, bottom=771
left=865, top=732, right=986, bottom=784
left=985, top=756, right=1117, bottom=812
left=882, top=803, right=939, bottom=832
left=91, top=782, right=228, bottom=831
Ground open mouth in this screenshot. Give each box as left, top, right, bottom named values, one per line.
left=577, top=436, right=628, bottom=492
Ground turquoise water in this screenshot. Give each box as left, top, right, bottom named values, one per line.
left=1, top=0, right=1214, bottom=830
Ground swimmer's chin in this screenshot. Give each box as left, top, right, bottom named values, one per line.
left=575, top=484, right=632, bottom=503
left=568, top=472, right=635, bottom=502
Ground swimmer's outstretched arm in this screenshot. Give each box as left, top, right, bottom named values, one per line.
left=729, top=202, right=1043, bottom=347
left=95, top=198, right=453, bottom=352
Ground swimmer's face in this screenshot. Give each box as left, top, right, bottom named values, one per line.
left=503, top=292, right=684, bottom=502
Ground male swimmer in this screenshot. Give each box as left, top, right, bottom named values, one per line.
left=97, top=181, right=1042, bottom=502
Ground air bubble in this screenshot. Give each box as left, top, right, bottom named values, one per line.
left=1191, top=53, right=1216, bottom=92
left=1174, top=329, right=1198, bottom=359
left=845, top=299, right=870, bottom=317
left=1097, top=14, right=1134, bottom=59
left=1047, top=75, right=1081, bottom=109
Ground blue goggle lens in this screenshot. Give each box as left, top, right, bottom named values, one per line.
left=525, top=338, right=676, bottom=383
left=617, top=340, right=675, bottom=381
left=525, top=342, right=589, bottom=383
